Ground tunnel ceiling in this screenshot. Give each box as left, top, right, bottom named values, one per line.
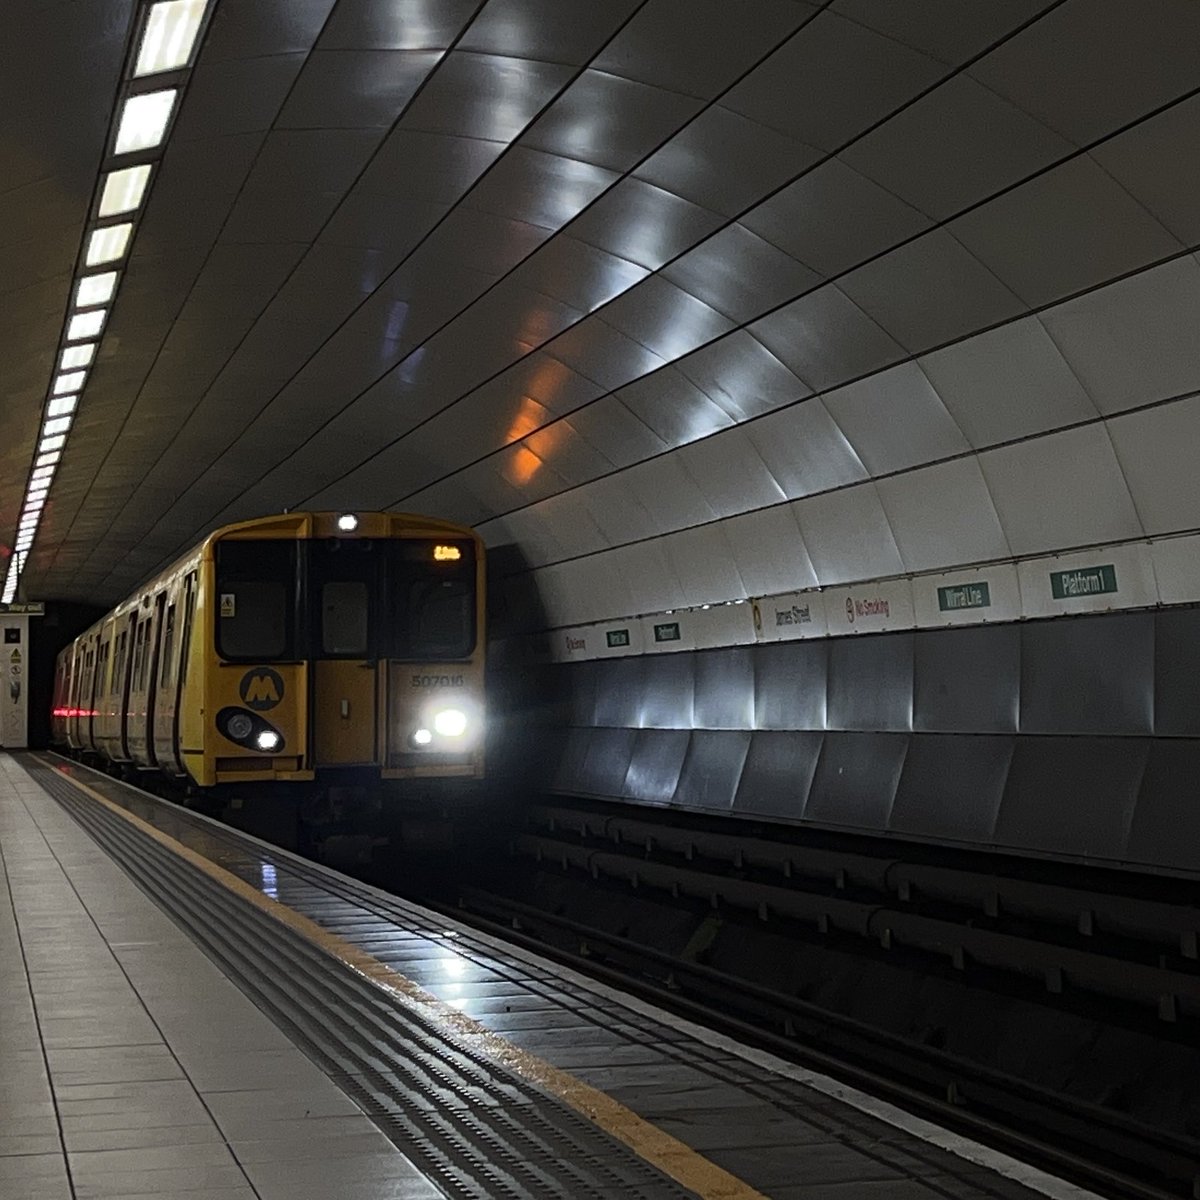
left=6, top=0, right=1200, bottom=622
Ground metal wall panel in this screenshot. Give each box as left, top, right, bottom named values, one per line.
left=995, top=737, right=1149, bottom=859
left=733, top=731, right=823, bottom=820
left=890, top=735, right=1012, bottom=842
left=1020, top=612, right=1154, bottom=734
left=804, top=732, right=909, bottom=829
left=693, top=646, right=755, bottom=730
left=542, top=607, right=1200, bottom=872
left=637, top=650, right=696, bottom=728
left=1153, top=607, right=1200, bottom=735
left=1127, top=740, right=1200, bottom=872
left=826, top=633, right=913, bottom=731
left=752, top=641, right=827, bottom=731
left=623, top=729, right=690, bottom=805
left=593, top=656, right=645, bottom=728
left=578, top=727, right=638, bottom=797
left=913, top=624, right=1020, bottom=733
left=674, top=730, right=751, bottom=812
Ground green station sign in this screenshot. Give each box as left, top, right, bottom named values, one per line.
left=937, top=581, right=991, bottom=612
left=1050, top=564, right=1118, bottom=600
left=653, top=622, right=681, bottom=643
left=606, top=628, right=630, bottom=648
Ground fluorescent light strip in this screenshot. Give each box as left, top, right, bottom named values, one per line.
left=114, top=89, right=177, bottom=154
left=135, top=0, right=207, bottom=75
left=76, top=273, right=117, bottom=307
left=10, top=7, right=210, bottom=602
left=98, top=164, right=151, bottom=217
left=85, top=223, right=133, bottom=266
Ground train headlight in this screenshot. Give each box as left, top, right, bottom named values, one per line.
left=336, top=512, right=358, bottom=532
left=412, top=727, right=433, bottom=746
left=256, top=730, right=280, bottom=752
left=432, top=707, right=467, bottom=738
left=227, top=712, right=254, bottom=741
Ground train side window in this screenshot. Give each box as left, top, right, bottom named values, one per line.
left=216, top=540, right=296, bottom=661
left=177, top=572, right=197, bottom=686
left=161, top=604, right=177, bottom=686
left=113, top=631, right=127, bottom=695
left=131, top=623, right=146, bottom=691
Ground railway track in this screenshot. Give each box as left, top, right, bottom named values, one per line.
left=443, top=797, right=1200, bottom=1199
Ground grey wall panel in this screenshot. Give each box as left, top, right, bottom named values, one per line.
left=826, top=634, right=913, bottom=731
left=593, top=656, right=645, bottom=727
left=565, top=659, right=601, bottom=727
left=753, top=640, right=827, bottom=730
left=1153, top=607, right=1200, bottom=735
left=890, top=734, right=1013, bottom=842
left=638, top=650, right=696, bottom=728
left=550, top=726, right=593, bottom=794
left=674, top=729, right=752, bottom=812
left=995, top=737, right=1149, bottom=859
left=623, top=728, right=690, bottom=804
left=913, top=624, right=1019, bottom=733
left=733, top=730, right=822, bottom=820
left=1127, top=740, right=1200, bottom=872
left=1020, top=613, right=1154, bottom=734
left=805, top=732, right=909, bottom=829
left=541, top=607, right=1200, bottom=872
left=694, top=645, right=755, bottom=729
left=578, top=726, right=639, bottom=797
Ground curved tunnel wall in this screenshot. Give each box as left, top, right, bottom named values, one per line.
left=546, top=606, right=1200, bottom=874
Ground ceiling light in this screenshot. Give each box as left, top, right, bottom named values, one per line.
left=52, top=371, right=85, bottom=395
left=43, top=417, right=71, bottom=437
left=34, top=456, right=59, bottom=472
left=47, top=396, right=78, bottom=418
left=31, top=465, right=54, bottom=481
left=85, top=223, right=132, bottom=266
left=24, top=502, right=44, bottom=515
left=114, top=89, right=177, bottom=154
left=135, top=0, right=207, bottom=75
left=76, top=273, right=117, bottom=308
left=39, top=435, right=66, bottom=454
left=60, top=344, right=96, bottom=370
left=67, top=310, right=106, bottom=340
left=98, top=165, right=151, bottom=216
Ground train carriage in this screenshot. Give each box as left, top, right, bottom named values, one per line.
left=51, top=511, right=486, bottom=816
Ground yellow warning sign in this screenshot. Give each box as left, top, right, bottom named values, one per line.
left=220, top=593, right=236, bottom=618
left=9, top=649, right=20, bottom=663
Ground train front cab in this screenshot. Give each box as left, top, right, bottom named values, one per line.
left=193, top=512, right=485, bottom=801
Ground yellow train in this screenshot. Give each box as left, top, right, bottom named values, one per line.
left=51, top=511, right=485, bottom=824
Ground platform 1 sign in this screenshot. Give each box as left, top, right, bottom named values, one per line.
left=1049, top=564, right=1117, bottom=599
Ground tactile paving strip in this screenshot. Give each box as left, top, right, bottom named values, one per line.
left=32, top=764, right=697, bottom=1200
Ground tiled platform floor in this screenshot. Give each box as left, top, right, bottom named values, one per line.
left=0, top=755, right=443, bottom=1200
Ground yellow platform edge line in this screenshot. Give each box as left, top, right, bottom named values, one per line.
left=49, top=763, right=768, bottom=1200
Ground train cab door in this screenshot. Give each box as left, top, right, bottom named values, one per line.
left=311, top=539, right=379, bottom=767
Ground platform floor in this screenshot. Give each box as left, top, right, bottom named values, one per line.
left=0, top=754, right=1097, bottom=1200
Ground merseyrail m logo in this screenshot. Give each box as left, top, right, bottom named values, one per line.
left=239, top=667, right=284, bottom=711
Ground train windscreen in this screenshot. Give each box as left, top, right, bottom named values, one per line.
left=215, top=540, right=297, bottom=660
left=388, top=540, right=475, bottom=660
